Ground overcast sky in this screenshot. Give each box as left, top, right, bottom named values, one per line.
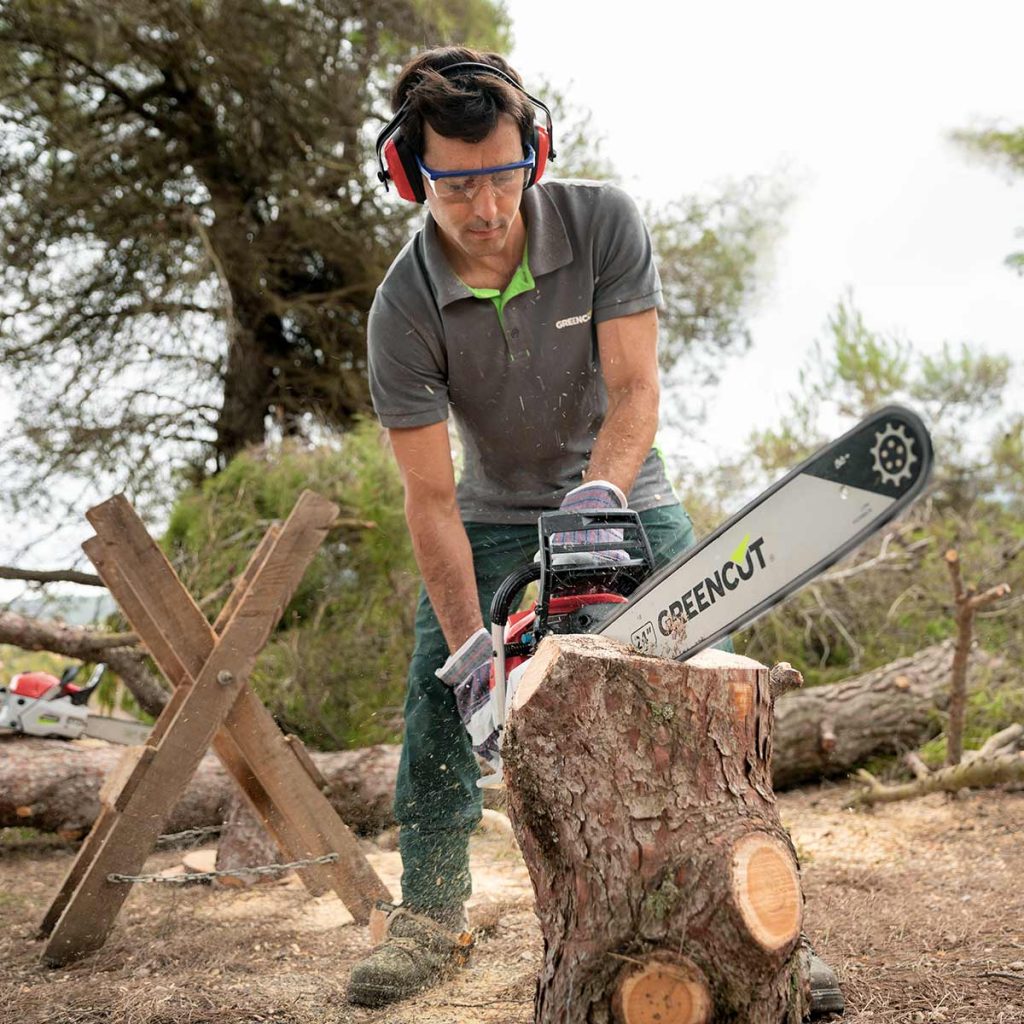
left=509, top=0, right=1024, bottom=460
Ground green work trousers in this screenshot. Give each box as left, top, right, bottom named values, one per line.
left=394, top=502, right=699, bottom=911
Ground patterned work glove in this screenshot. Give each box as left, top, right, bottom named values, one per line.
left=550, top=480, right=630, bottom=565
left=435, top=627, right=500, bottom=768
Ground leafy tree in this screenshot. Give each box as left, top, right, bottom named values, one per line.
left=0, top=0, right=509, bottom=508
left=746, top=294, right=1015, bottom=511
left=0, top=5, right=787, bottom=529
left=953, top=122, right=1024, bottom=274
left=697, top=297, right=1024, bottom=693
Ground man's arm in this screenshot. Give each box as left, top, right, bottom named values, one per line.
left=585, top=307, right=661, bottom=494
left=388, top=421, right=482, bottom=654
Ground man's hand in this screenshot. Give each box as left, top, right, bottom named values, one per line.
left=435, top=627, right=500, bottom=767
left=548, top=480, right=630, bottom=565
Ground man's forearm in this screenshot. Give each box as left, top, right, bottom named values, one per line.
left=585, top=381, right=660, bottom=495
left=405, top=497, right=483, bottom=654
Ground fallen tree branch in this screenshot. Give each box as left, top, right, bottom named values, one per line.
left=0, top=611, right=167, bottom=716
left=903, top=751, right=931, bottom=780
left=845, top=749, right=1024, bottom=808
left=0, top=565, right=104, bottom=587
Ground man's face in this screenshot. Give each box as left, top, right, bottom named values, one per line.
left=421, top=114, right=527, bottom=267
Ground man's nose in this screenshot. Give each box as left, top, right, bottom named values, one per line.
left=470, top=180, right=499, bottom=221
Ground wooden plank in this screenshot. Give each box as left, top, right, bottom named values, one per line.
left=37, top=805, right=117, bottom=938
left=41, top=516, right=329, bottom=941
left=44, top=493, right=340, bottom=964
left=225, top=691, right=391, bottom=919
left=213, top=524, right=280, bottom=635
left=87, top=493, right=388, bottom=912
left=286, top=735, right=331, bottom=794
left=85, top=496, right=211, bottom=681
left=86, top=519, right=332, bottom=897
left=211, top=730, right=330, bottom=897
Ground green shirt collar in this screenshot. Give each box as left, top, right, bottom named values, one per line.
left=464, top=241, right=535, bottom=315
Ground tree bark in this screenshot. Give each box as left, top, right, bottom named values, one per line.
left=505, top=635, right=806, bottom=1024
left=213, top=792, right=285, bottom=886
left=0, top=736, right=399, bottom=837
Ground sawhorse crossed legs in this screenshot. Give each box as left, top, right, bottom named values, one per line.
left=40, top=491, right=391, bottom=965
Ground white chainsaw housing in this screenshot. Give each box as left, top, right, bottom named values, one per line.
left=0, top=679, right=90, bottom=739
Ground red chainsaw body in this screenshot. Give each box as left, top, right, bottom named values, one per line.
left=9, top=672, right=80, bottom=699
left=501, top=592, right=628, bottom=680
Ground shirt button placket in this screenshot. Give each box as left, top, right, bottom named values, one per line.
left=504, top=307, right=530, bottom=361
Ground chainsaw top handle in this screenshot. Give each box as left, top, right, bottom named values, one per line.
left=489, top=509, right=656, bottom=660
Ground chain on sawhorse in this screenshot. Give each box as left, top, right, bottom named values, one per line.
left=155, top=824, right=224, bottom=847
left=108, top=852, right=340, bottom=885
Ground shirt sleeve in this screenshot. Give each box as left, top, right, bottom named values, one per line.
left=591, top=184, right=663, bottom=324
left=367, top=291, right=450, bottom=428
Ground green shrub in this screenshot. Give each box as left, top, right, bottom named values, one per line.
left=163, top=421, right=417, bottom=749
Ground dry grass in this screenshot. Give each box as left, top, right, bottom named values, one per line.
left=2, top=782, right=1023, bottom=1024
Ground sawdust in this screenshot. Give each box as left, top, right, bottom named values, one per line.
left=2, top=782, right=1023, bottom=1024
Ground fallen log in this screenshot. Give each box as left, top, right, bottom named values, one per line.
left=772, top=640, right=999, bottom=788
left=505, top=635, right=808, bottom=1023
left=0, top=736, right=399, bottom=838
left=2, top=641, right=1005, bottom=837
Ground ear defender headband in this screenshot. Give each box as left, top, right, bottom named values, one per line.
left=375, top=61, right=556, bottom=204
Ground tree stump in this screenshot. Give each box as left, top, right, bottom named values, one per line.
left=505, top=635, right=807, bottom=1024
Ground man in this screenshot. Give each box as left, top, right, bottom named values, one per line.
left=349, top=46, right=843, bottom=1019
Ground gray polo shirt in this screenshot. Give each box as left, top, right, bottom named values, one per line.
left=367, top=178, right=677, bottom=524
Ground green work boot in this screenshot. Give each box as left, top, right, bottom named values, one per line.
left=802, top=937, right=845, bottom=1018
left=346, top=904, right=474, bottom=1008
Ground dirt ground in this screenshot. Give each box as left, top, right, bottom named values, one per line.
left=2, top=780, right=1023, bottom=1024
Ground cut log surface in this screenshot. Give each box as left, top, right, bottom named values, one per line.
left=505, top=635, right=805, bottom=1024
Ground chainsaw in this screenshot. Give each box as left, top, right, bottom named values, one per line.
left=0, top=662, right=152, bottom=745
left=480, top=404, right=933, bottom=787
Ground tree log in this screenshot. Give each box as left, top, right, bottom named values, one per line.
left=505, top=635, right=806, bottom=1024
left=213, top=792, right=286, bottom=886
left=2, top=641, right=1003, bottom=838
left=772, top=640, right=999, bottom=788
left=0, top=736, right=399, bottom=837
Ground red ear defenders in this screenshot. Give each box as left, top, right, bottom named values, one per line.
left=375, top=61, right=556, bottom=204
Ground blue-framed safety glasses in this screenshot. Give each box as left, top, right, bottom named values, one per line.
left=416, top=144, right=535, bottom=203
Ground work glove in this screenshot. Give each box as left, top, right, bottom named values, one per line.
left=435, top=627, right=501, bottom=769
left=548, top=480, right=630, bottom=565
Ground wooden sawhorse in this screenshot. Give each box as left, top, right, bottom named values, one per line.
left=40, top=490, right=391, bottom=964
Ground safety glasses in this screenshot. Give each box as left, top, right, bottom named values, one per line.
left=416, top=144, right=535, bottom=204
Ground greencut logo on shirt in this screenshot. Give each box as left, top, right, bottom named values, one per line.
left=555, top=310, right=592, bottom=330
left=656, top=535, right=768, bottom=636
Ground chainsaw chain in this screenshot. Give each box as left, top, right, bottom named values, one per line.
left=107, top=852, right=339, bottom=885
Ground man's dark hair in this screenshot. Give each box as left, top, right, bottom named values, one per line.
left=391, top=46, right=535, bottom=158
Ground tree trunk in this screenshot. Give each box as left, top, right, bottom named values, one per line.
left=771, top=640, right=998, bottom=788
left=0, top=736, right=399, bottom=838
left=505, top=635, right=806, bottom=1024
